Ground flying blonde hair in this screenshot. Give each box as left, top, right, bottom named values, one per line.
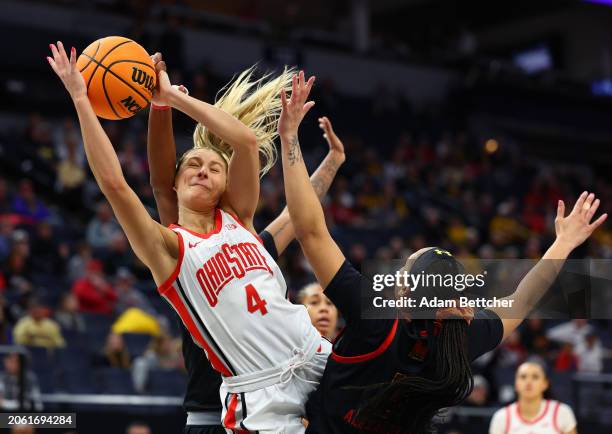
left=192, top=66, right=295, bottom=177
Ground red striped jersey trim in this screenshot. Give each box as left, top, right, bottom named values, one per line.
left=169, top=208, right=222, bottom=239
left=552, top=401, right=562, bottom=434
left=331, top=319, right=398, bottom=364
left=161, top=284, right=232, bottom=377
left=516, top=399, right=550, bottom=425
left=157, top=230, right=185, bottom=294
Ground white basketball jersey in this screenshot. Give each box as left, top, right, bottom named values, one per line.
left=158, top=208, right=320, bottom=377
left=490, top=400, right=576, bottom=434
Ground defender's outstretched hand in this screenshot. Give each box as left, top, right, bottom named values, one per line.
left=279, top=71, right=316, bottom=139
left=555, top=191, right=607, bottom=250
left=318, top=116, right=345, bottom=164
left=150, top=52, right=188, bottom=107
left=47, top=41, right=86, bottom=102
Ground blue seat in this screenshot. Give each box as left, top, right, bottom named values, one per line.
left=96, top=367, right=136, bottom=395
left=147, top=369, right=187, bottom=396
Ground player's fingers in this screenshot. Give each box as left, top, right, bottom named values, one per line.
left=556, top=200, right=565, bottom=220
left=582, top=193, right=595, bottom=215
left=156, top=60, right=167, bottom=73
left=586, top=198, right=601, bottom=222
left=47, top=56, right=58, bottom=74
left=589, top=213, right=608, bottom=231
left=70, top=47, right=77, bottom=68
left=299, top=70, right=305, bottom=89
left=57, top=41, right=68, bottom=63
left=305, top=76, right=316, bottom=95
left=280, top=88, right=288, bottom=110
left=303, top=100, right=315, bottom=115
left=571, top=191, right=588, bottom=215
left=291, top=74, right=297, bottom=103
left=49, top=43, right=59, bottom=62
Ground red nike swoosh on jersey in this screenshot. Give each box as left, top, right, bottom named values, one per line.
left=189, top=241, right=202, bottom=248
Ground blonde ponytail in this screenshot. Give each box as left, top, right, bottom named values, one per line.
left=193, top=66, right=295, bottom=176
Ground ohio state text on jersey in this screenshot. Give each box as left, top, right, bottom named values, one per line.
left=158, top=208, right=320, bottom=378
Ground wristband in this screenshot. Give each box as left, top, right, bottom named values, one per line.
left=151, top=103, right=171, bottom=111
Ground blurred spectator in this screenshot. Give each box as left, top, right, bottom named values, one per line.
left=126, top=421, right=151, bottom=434
left=575, top=332, right=604, bottom=373
left=3, top=230, right=32, bottom=293
left=54, top=293, right=86, bottom=333
left=0, top=219, right=15, bottom=262
left=55, top=134, right=85, bottom=205
left=0, top=353, right=43, bottom=411
left=66, top=240, right=92, bottom=282
left=0, top=295, right=15, bottom=344
left=553, top=343, right=578, bottom=372
left=71, top=260, right=117, bottom=315
left=132, top=334, right=182, bottom=393
left=11, top=180, right=50, bottom=224
left=13, top=302, right=65, bottom=349
left=92, top=332, right=131, bottom=369
left=30, top=221, right=69, bottom=276
left=86, top=201, right=121, bottom=251
left=297, top=282, right=339, bottom=340
left=0, top=177, right=12, bottom=214
left=114, top=267, right=154, bottom=315
left=547, top=319, right=593, bottom=347
left=464, top=375, right=490, bottom=406
left=496, top=330, right=527, bottom=368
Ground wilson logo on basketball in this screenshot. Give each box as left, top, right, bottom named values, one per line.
left=120, top=96, right=143, bottom=114
left=131, top=67, right=155, bottom=92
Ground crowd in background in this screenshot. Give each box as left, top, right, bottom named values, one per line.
left=0, top=37, right=611, bottom=428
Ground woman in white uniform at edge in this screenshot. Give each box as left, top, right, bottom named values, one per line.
left=490, top=361, right=577, bottom=434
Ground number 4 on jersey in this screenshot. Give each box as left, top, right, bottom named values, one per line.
left=245, top=284, right=268, bottom=315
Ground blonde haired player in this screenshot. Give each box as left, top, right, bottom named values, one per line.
left=47, top=42, right=329, bottom=433
left=490, top=361, right=577, bottom=434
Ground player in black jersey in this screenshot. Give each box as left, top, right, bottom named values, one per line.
left=146, top=56, right=347, bottom=433
left=278, top=71, right=607, bottom=433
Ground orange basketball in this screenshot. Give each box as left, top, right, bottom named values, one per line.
left=76, top=36, right=156, bottom=120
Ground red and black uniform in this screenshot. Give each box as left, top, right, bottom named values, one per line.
left=181, top=229, right=278, bottom=434
left=305, top=260, right=504, bottom=434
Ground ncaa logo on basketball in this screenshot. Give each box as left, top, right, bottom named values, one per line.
left=131, top=67, right=155, bottom=92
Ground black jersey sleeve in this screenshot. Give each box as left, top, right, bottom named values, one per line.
left=466, top=309, right=504, bottom=361
left=259, top=230, right=279, bottom=261
left=324, top=260, right=366, bottom=325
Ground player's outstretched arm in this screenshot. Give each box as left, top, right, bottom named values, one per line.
left=146, top=53, right=187, bottom=226
left=159, top=65, right=259, bottom=227
left=266, top=116, right=345, bottom=255
left=47, top=42, right=177, bottom=283
left=491, top=192, right=607, bottom=341
left=279, top=71, right=345, bottom=288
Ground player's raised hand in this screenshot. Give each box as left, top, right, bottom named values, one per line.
left=555, top=191, right=607, bottom=250
left=47, top=41, right=86, bottom=102
left=150, top=52, right=188, bottom=107
left=318, top=116, right=345, bottom=163
left=279, top=70, right=315, bottom=139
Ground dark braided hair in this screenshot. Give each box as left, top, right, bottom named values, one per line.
left=353, top=319, right=474, bottom=434
left=353, top=247, right=475, bottom=433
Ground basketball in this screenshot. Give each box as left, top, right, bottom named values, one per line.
left=76, top=36, right=155, bottom=120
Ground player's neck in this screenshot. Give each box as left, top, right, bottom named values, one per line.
left=178, top=207, right=217, bottom=234
left=518, top=397, right=544, bottom=420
